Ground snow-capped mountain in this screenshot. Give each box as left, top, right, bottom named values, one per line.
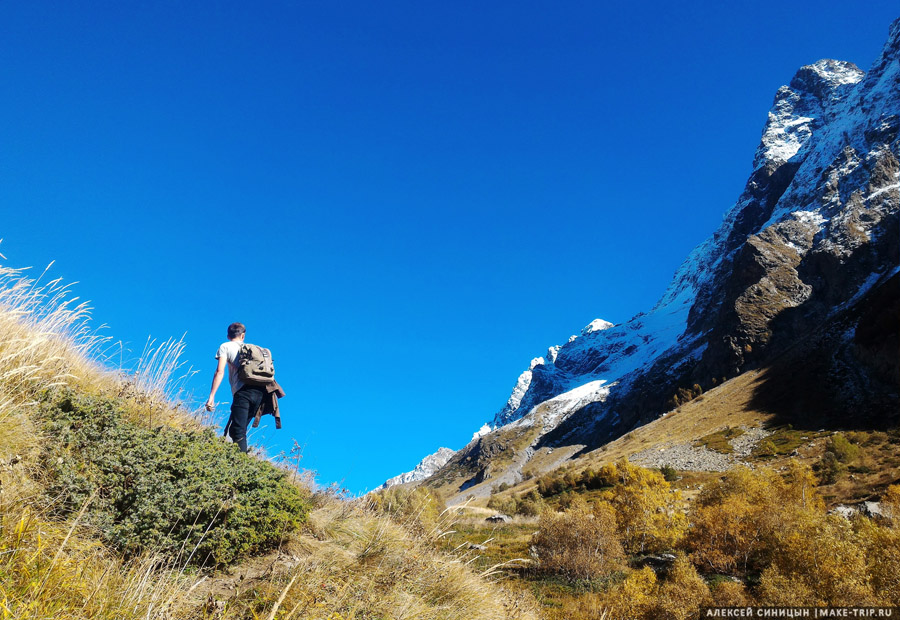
left=492, top=318, right=617, bottom=428
left=492, top=34, right=897, bottom=432
left=380, top=447, right=456, bottom=489
left=385, top=18, right=900, bottom=497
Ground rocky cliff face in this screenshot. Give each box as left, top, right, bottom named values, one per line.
left=389, top=19, right=900, bottom=496
left=380, top=447, right=456, bottom=489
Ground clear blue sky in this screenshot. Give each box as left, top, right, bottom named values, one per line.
left=1, top=2, right=896, bottom=493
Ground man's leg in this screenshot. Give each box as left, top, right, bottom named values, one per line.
left=229, top=389, right=253, bottom=452
left=229, top=387, right=265, bottom=452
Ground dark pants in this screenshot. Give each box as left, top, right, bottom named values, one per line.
left=228, top=385, right=265, bottom=452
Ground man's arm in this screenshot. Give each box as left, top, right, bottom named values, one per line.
left=205, top=356, right=228, bottom=411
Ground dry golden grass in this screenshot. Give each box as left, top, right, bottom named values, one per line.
left=0, top=262, right=544, bottom=620
left=239, top=498, right=542, bottom=620
left=0, top=499, right=204, bottom=620
left=582, top=369, right=773, bottom=468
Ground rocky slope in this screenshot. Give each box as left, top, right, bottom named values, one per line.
left=390, top=19, right=900, bottom=497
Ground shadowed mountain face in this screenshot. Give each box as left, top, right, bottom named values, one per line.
left=393, top=20, right=900, bottom=497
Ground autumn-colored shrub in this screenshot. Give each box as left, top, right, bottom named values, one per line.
left=686, top=463, right=823, bottom=574
left=516, top=494, right=544, bottom=516
left=756, top=566, right=820, bottom=605
left=858, top=517, right=900, bottom=604
left=486, top=494, right=517, bottom=515
left=882, top=484, right=900, bottom=524
left=770, top=514, right=873, bottom=604
left=818, top=450, right=843, bottom=484
left=536, top=463, right=617, bottom=497
left=532, top=500, right=624, bottom=581
left=650, top=555, right=712, bottom=620
left=605, top=459, right=687, bottom=554
left=710, top=579, right=752, bottom=605
left=602, top=557, right=711, bottom=620
left=601, top=566, right=657, bottom=619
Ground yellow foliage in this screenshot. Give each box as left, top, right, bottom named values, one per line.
left=542, top=593, right=610, bottom=620
left=757, top=565, right=819, bottom=605
left=882, top=484, right=900, bottom=525
left=711, top=579, right=752, bottom=605
left=601, top=566, right=656, bottom=620
left=532, top=500, right=625, bottom=580
left=781, top=460, right=825, bottom=512
left=598, top=462, right=619, bottom=484
left=652, top=555, right=712, bottom=620
left=773, top=514, right=874, bottom=605
left=603, top=558, right=711, bottom=620
left=688, top=495, right=764, bottom=574
left=859, top=517, right=900, bottom=604
left=606, top=459, right=687, bottom=554
left=687, top=464, right=825, bottom=574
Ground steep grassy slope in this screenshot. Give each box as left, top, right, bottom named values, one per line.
left=0, top=264, right=541, bottom=620
left=475, top=358, right=900, bottom=512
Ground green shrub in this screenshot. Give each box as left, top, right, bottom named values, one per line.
left=660, top=465, right=678, bottom=482
left=38, top=391, right=310, bottom=567
left=828, top=433, right=860, bottom=464
left=817, top=451, right=843, bottom=484
left=536, top=463, right=617, bottom=498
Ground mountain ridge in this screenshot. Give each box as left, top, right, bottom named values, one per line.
left=384, top=18, right=899, bottom=497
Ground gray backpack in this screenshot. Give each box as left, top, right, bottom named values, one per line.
left=237, top=343, right=275, bottom=385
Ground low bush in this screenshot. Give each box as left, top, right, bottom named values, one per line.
left=828, top=433, right=860, bottom=463
left=532, top=500, right=624, bottom=581
left=486, top=488, right=544, bottom=517
left=817, top=450, right=843, bottom=484
left=660, top=464, right=678, bottom=482
left=536, top=463, right=617, bottom=498
left=37, top=390, right=310, bottom=567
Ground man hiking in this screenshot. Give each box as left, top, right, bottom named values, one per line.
left=205, top=322, right=267, bottom=453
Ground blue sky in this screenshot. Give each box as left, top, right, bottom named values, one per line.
left=1, top=2, right=897, bottom=493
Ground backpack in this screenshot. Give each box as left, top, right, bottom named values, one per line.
left=237, top=343, right=275, bottom=385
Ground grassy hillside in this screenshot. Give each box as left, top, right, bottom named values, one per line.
left=0, top=264, right=541, bottom=620
left=429, top=364, right=900, bottom=617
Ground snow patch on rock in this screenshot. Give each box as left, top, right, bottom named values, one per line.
left=582, top=319, right=615, bottom=335
left=472, top=423, right=492, bottom=442
left=380, top=447, right=456, bottom=489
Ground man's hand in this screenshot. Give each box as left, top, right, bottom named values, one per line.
left=207, top=356, right=228, bottom=412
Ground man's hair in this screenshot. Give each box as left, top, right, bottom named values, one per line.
left=227, top=322, right=246, bottom=339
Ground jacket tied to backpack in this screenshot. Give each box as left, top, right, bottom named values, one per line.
left=252, top=380, right=284, bottom=430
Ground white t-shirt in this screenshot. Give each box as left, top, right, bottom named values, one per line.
left=215, top=341, right=244, bottom=394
